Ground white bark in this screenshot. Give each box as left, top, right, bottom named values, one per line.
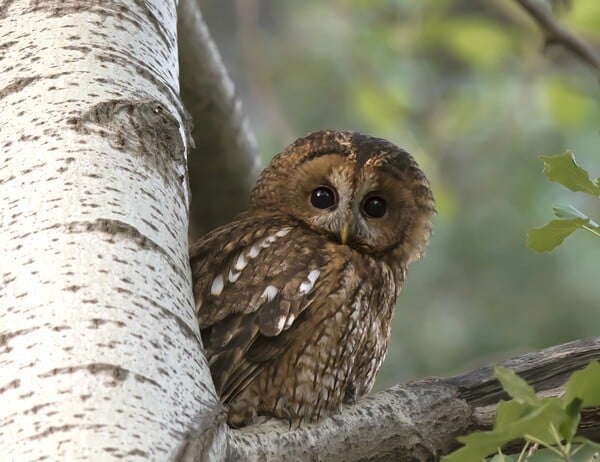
left=0, top=1, right=225, bottom=460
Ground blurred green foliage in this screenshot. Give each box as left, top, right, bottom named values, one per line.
left=200, top=0, right=600, bottom=387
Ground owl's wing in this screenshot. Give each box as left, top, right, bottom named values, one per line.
left=190, top=215, right=329, bottom=400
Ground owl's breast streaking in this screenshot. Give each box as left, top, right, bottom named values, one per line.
left=191, top=215, right=402, bottom=426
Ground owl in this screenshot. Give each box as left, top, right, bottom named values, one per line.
left=190, top=130, right=434, bottom=427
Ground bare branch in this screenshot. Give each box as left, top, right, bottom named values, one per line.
left=178, top=0, right=261, bottom=239
left=516, top=0, right=600, bottom=74
left=226, top=380, right=469, bottom=461
left=221, top=337, right=600, bottom=461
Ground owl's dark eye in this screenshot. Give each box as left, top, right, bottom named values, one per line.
left=362, top=196, right=387, bottom=218
left=310, top=186, right=337, bottom=209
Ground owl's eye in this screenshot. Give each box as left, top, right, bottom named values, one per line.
left=362, top=196, right=387, bottom=218
left=310, top=186, right=337, bottom=209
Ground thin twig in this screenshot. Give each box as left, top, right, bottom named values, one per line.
left=516, top=0, right=600, bottom=74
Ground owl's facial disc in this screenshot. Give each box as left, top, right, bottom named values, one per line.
left=294, top=158, right=399, bottom=249
left=249, top=130, right=434, bottom=261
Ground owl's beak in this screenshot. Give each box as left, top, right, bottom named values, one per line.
left=340, top=224, right=350, bottom=245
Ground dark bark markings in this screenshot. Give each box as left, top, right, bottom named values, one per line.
left=66, top=100, right=188, bottom=207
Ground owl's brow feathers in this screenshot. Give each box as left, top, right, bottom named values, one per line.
left=283, top=131, right=434, bottom=208
left=291, top=130, right=418, bottom=178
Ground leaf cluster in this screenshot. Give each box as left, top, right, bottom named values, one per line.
left=444, top=362, right=600, bottom=461
left=527, top=152, right=600, bottom=252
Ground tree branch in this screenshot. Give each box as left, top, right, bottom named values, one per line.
left=226, top=380, right=470, bottom=461
left=221, top=337, right=600, bottom=461
left=178, top=0, right=261, bottom=239
left=515, top=0, right=600, bottom=74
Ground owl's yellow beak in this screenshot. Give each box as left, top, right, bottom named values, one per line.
left=340, top=224, right=350, bottom=245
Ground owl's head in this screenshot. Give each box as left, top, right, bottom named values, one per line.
left=250, top=131, right=435, bottom=263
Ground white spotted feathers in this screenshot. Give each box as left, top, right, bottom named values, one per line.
left=204, top=225, right=323, bottom=339
left=261, top=285, right=278, bottom=302
left=210, top=274, right=224, bottom=296
left=299, top=269, right=320, bottom=294
left=209, top=227, right=291, bottom=298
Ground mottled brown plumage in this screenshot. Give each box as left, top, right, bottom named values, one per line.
left=190, top=130, right=434, bottom=426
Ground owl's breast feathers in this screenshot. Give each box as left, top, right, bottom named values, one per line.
left=190, top=214, right=403, bottom=426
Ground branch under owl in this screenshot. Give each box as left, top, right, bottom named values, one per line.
left=219, top=337, right=600, bottom=461
left=515, top=0, right=600, bottom=74
left=178, top=0, right=261, bottom=239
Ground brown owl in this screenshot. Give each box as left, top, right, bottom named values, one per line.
left=190, top=130, right=434, bottom=427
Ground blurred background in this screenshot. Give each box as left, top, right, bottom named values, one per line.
left=197, top=0, right=600, bottom=390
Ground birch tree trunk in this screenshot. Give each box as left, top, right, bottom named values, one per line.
left=0, top=1, right=225, bottom=460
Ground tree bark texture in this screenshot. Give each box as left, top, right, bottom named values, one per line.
left=0, top=1, right=225, bottom=460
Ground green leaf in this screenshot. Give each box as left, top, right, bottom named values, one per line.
left=442, top=429, right=512, bottom=462
left=446, top=399, right=566, bottom=461
left=487, top=453, right=516, bottom=462
left=568, top=441, right=600, bottom=462
left=553, top=204, right=591, bottom=221
left=539, top=152, right=600, bottom=195
left=494, top=400, right=529, bottom=430
left=553, top=205, right=600, bottom=229
left=558, top=397, right=581, bottom=442
left=527, top=218, right=589, bottom=252
left=447, top=364, right=600, bottom=462
left=526, top=447, right=573, bottom=461
left=505, top=398, right=566, bottom=441
left=564, top=361, right=600, bottom=408
left=572, top=435, right=600, bottom=451
left=494, top=367, right=540, bottom=406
